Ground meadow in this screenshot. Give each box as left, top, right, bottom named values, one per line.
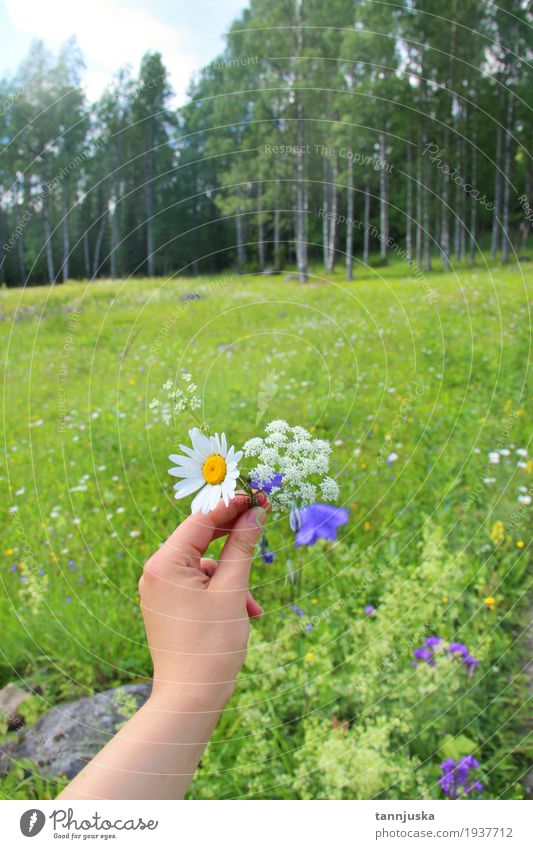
left=0, top=258, right=531, bottom=799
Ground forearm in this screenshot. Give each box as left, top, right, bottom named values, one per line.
left=58, top=688, right=229, bottom=800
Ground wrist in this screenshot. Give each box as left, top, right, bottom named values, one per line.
left=146, top=680, right=235, bottom=714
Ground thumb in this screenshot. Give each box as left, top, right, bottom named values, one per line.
left=210, top=505, right=268, bottom=591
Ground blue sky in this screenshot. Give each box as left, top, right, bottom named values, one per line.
left=0, top=0, right=249, bottom=104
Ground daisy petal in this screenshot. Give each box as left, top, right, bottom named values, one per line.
left=173, top=476, right=204, bottom=497
left=208, top=484, right=222, bottom=512
left=191, top=486, right=210, bottom=515
left=189, top=428, right=212, bottom=456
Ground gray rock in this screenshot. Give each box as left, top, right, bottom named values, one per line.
left=0, top=682, right=151, bottom=780
left=0, top=683, right=30, bottom=717
left=180, top=291, right=204, bottom=303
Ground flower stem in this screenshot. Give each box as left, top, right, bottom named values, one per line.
left=238, top=476, right=259, bottom=507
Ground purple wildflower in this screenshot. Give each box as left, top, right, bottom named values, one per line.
left=289, top=504, right=302, bottom=532
left=250, top=473, right=283, bottom=494
left=449, top=642, right=469, bottom=658
left=259, top=532, right=275, bottom=564
left=413, top=638, right=478, bottom=674
left=294, top=503, right=349, bottom=547
left=413, top=647, right=433, bottom=664
left=364, top=605, right=376, bottom=616
left=439, top=755, right=483, bottom=799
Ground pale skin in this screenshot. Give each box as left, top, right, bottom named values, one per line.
left=58, top=492, right=269, bottom=800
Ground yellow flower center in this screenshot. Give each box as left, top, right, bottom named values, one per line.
left=202, top=454, right=227, bottom=485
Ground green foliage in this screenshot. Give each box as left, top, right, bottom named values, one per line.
left=1, top=2, right=531, bottom=285
left=0, top=761, right=66, bottom=801
left=0, top=265, right=530, bottom=799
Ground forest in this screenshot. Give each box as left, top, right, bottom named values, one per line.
left=0, top=0, right=531, bottom=286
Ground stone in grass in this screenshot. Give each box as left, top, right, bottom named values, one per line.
left=180, top=291, right=204, bottom=303
left=0, top=683, right=151, bottom=781
left=0, top=683, right=31, bottom=727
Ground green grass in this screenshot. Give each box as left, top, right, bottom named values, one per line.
left=0, top=259, right=531, bottom=799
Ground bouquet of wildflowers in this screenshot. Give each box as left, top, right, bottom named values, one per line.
left=150, top=374, right=343, bottom=548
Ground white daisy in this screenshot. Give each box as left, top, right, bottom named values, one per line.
left=169, top=428, right=242, bottom=515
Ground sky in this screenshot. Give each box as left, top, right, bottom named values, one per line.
left=0, top=0, right=249, bottom=104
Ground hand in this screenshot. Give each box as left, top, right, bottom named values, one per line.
left=59, top=493, right=270, bottom=800
left=139, top=492, right=269, bottom=709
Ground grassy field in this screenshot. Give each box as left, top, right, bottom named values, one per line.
left=0, top=259, right=531, bottom=799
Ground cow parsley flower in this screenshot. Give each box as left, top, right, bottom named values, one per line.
left=151, top=372, right=202, bottom=426
left=169, top=428, right=242, bottom=514
left=243, top=420, right=338, bottom=512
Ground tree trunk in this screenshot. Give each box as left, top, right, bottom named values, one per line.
left=42, top=191, right=55, bottom=283
left=83, top=227, right=91, bottom=279
left=501, top=89, right=514, bottom=264
left=62, top=189, right=70, bottom=282
left=274, top=179, right=281, bottom=271
left=144, top=124, right=155, bottom=277
left=406, top=143, right=413, bottom=263
left=416, top=136, right=422, bottom=267
left=491, top=87, right=504, bottom=259
left=295, top=110, right=307, bottom=282
left=346, top=153, right=354, bottom=280
left=440, top=127, right=451, bottom=271
left=92, top=210, right=108, bottom=279
left=469, top=133, right=477, bottom=265
left=422, top=132, right=431, bottom=272
left=17, top=231, right=26, bottom=285
left=326, top=156, right=337, bottom=273
left=322, top=157, right=329, bottom=268
left=257, top=183, right=265, bottom=271
left=110, top=199, right=119, bottom=279
left=235, top=211, right=245, bottom=271
left=363, top=183, right=370, bottom=266
left=0, top=208, right=6, bottom=283
left=294, top=0, right=307, bottom=282
left=379, top=131, right=388, bottom=260
left=453, top=128, right=462, bottom=260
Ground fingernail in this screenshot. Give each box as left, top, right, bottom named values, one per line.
left=257, top=491, right=268, bottom=507
left=247, top=506, right=267, bottom=528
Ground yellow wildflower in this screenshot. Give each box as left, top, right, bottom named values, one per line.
left=364, top=521, right=372, bottom=531
left=305, top=652, right=314, bottom=662
left=516, top=540, right=525, bottom=549
left=4, top=549, right=14, bottom=555
left=484, top=596, right=496, bottom=611
left=489, top=521, right=505, bottom=546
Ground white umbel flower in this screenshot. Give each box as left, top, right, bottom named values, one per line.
left=169, top=428, right=242, bottom=515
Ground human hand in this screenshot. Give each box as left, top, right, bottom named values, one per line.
left=139, top=493, right=269, bottom=709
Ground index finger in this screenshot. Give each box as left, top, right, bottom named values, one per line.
left=160, top=493, right=253, bottom=560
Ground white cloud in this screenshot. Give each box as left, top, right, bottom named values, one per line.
left=4, top=0, right=205, bottom=103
